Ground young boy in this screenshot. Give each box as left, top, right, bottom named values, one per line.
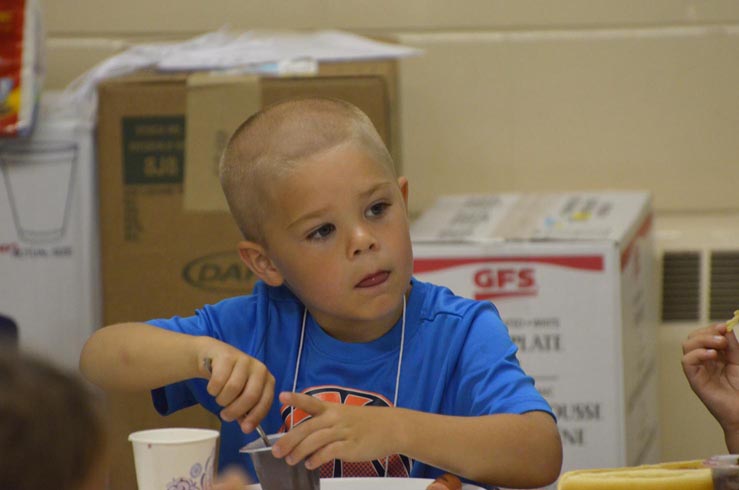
left=80, top=97, right=562, bottom=488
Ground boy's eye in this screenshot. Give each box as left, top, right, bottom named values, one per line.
left=307, top=223, right=335, bottom=240
left=366, top=202, right=390, bottom=218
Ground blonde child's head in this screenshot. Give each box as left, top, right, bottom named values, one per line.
left=0, top=348, right=107, bottom=490
left=219, top=97, right=395, bottom=244
left=220, top=97, right=412, bottom=338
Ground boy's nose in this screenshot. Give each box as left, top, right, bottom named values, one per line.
left=350, top=225, right=377, bottom=256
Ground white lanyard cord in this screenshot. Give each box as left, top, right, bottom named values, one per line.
left=385, top=293, right=406, bottom=476
left=290, top=306, right=309, bottom=430
left=290, top=294, right=407, bottom=477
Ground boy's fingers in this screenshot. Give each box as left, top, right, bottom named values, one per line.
left=687, top=324, right=725, bottom=340
left=271, top=393, right=331, bottom=458
left=215, top=367, right=250, bottom=409
left=682, top=334, right=726, bottom=355
left=206, top=365, right=231, bottom=397
left=222, top=369, right=270, bottom=422
left=272, top=417, right=327, bottom=461
left=239, top=379, right=275, bottom=433
left=682, top=348, right=718, bottom=371
left=279, top=391, right=325, bottom=415
left=302, top=435, right=343, bottom=469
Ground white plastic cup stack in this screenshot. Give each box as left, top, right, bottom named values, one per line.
left=129, top=428, right=219, bottom=490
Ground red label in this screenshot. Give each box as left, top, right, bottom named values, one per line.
left=0, top=0, right=26, bottom=137
left=414, top=255, right=604, bottom=274
left=473, top=267, right=538, bottom=300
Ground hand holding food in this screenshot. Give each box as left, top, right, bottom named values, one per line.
left=682, top=313, right=739, bottom=452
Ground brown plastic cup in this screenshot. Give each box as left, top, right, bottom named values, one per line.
left=240, top=433, right=321, bottom=490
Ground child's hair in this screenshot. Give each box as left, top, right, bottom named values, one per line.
left=0, top=314, right=18, bottom=346
left=0, top=347, right=106, bottom=490
left=219, top=97, right=395, bottom=244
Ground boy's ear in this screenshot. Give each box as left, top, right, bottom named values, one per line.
left=237, top=241, right=284, bottom=287
left=397, top=176, right=409, bottom=207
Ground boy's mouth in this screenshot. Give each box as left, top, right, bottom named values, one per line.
left=356, top=271, right=390, bottom=288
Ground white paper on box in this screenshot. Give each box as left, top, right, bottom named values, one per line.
left=411, top=192, right=659, bottom=478
left=0, top=92, right=100, bottom=370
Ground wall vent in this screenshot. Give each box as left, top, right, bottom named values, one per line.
left=710, top=251, right=739, bottom=321
left=661, top=251, right=700, bottom=322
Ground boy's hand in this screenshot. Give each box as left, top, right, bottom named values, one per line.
left=200, top=341, right=275, bottom=434
left=271, top=391, right=398, bottom=470
left=682, top=322, right=739, bottom=431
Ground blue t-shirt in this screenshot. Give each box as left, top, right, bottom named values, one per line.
left=149, top=277, right=553, bottom=482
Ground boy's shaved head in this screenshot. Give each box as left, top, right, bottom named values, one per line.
left=220, top=97, right=395, bottom=243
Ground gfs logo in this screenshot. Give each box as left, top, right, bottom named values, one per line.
left=473, top=267, right=537, bottom=300
left=279, top=386, right=412, bottom=478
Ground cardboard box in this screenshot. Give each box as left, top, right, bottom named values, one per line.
left=410, top=192, right=659, bottom=482
left=96, top=60, right=398, bottom=490
left=0, top=92, right=99, bottom=370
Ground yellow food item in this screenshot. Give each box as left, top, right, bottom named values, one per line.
left=726, top=310, right=739, bottom=332
left=557, top=460, right=713, bottom=490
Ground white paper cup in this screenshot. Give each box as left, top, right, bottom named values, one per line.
left=129, top=428, right=219, bottom=490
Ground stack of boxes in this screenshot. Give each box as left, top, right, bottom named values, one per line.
left=411, top=192, right=659, bottom=480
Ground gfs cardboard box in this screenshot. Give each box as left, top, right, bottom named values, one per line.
left=96, top=60, right=399, bottom=490
left=410, top=192, right=659, bottom=481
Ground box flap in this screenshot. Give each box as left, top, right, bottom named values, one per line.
left=99, top=70, right=190, bottom=86
left=410, top=191, right=651, bottom=244
left=184, top=72, right=261, bottom=212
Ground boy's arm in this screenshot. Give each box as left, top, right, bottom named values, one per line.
left=79, top=322, right=275, bottom=432
left=391, top=408, right=561, bottom=488
left=394, top=409, right=561, bottom=488
left=274, top=392, right=562, bottom=489
left=79, top=322, right=210, bottom=391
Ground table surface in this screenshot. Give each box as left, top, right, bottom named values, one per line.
left=244, top=477, right=484, bottom=490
